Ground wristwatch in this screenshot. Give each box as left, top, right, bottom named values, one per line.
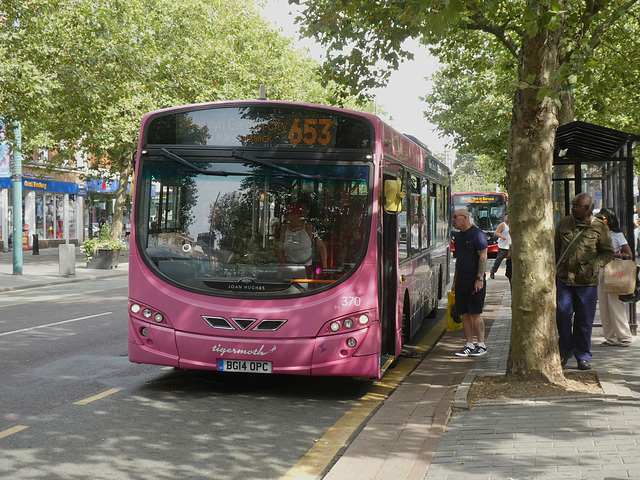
left=477, top=275, right=486, bottom=281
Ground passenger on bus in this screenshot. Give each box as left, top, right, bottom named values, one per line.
left=279, top=202, right=327, bottom=270
left=421, top=214, right=428, bottom=247
left=411, top=214, right=420, bottom=250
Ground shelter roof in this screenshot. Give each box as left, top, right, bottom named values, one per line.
left=554, top=121, right=640, bottom=162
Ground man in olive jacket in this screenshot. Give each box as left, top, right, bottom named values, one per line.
left=555, top=193, right=614, bottom=371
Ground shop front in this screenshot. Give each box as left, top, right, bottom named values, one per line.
left=0, top=176, right=83, bottom=251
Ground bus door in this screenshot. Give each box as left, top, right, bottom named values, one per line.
left=380, top=170, right=402, bottom=357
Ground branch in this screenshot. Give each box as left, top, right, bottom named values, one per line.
left=586, top=0, right=639, bottom=51
left=464, top=4, right=520, bottom=58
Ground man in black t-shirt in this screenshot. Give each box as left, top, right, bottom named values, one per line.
left=452, top=209, right=489, bottom=357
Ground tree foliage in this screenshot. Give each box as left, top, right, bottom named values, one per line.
left=423, top=3, right=640, bottom=184
left=452, top=153, right=505, bottom=194
left=423, top=32, right=514, bottom=186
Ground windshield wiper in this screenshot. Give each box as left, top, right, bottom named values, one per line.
left=160, top=148, right=229, bottom=176
left=232, top=150, right=365, bottom=183
left=232, top=150, right=318, bottom=180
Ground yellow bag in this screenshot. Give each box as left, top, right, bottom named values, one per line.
left=446, top=291, right=463, bottom=332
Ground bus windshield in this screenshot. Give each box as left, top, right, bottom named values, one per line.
left=136, top=154, right=370, bottom=297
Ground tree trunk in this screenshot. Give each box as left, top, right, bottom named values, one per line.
left=109, top=154, right=132, bottom=241
left=505, top=25, right=565, bottom=383
left=557, top=90, right=575, bottom=126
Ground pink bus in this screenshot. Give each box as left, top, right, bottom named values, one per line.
left=128, top=101, right=451, bottom=379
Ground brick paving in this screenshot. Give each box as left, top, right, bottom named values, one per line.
left=425, top=286, right=640, bottom=480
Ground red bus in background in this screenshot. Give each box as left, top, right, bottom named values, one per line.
left=451, top=192, right=507, bottom=255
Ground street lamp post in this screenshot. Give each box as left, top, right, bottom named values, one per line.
left=11, top=17, right=23, bottom=275
left=12, top=119, right=23, bottom=275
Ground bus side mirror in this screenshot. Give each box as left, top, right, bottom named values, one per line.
left=384, top=180, right=405, bottom=213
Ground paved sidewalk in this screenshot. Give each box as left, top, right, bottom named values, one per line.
left=0, top=246, right=128, bottom=291
left=424, top=288, right=640, bottom=480
left=323, top=273, right=509, bottom=480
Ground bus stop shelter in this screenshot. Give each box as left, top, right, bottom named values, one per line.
left=552, top=120, right=640, bottom=334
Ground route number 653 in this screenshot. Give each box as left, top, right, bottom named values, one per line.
left=288, top=118, right=333, bottom=146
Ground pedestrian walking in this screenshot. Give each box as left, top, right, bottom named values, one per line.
left=596, top=208, right=634, bottom=347
left=555, top=193, right=614, bottom=370
left=505, top=245, right=512, bottom=288
left=490, top=214, right=510, bottom=279
left=451, top=208, right=489, bottom=357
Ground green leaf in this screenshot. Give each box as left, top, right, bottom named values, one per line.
left=425, top=13, right=448, bottom=38
left=442, top=0, right=464, bottom=22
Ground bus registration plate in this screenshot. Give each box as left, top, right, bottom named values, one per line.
left=218, top=359, right=272, bottom=374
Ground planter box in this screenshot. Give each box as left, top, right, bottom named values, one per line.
left=87, top=249, right=120, bottom=269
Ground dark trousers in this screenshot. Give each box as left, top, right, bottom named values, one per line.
left=491, top=248, right=510, bottom=274
left=556, top=279, right=598, bottom=361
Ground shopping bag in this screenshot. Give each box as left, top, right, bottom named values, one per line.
left=602, top=260, right=637, bottom=295
left=619, top=266, right=640, bottom=302
left=446, top=291, right=463, bottom=332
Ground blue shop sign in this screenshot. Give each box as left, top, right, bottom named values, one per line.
left=0, top=177, right=79, bottom=193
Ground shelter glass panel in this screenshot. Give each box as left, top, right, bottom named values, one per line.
left=552, top=179, right=575, bottom=224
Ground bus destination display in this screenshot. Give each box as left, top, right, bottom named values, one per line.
left=457, top=194, right=502, bottom=205
left=145, top=105, right=372, bottom=149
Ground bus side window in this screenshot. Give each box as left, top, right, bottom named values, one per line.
left=421, top=179, right=429, bottom=250
left=430, top=182, right=437, bottom=246
left=398, top=174, right=409, bottom=261
left=409, top=175, right=421, bottom=255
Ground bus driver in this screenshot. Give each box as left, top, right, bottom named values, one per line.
left=279, top=203, right=327, bottom=270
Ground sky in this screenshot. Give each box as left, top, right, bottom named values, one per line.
left=260, top=0, right=452, bottom=154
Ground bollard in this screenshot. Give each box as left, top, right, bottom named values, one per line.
left=32, top=234, right=39, bottom=255
left=68, top=244, right=76, bottom=276
left=58, top=244, right=76, bottom=277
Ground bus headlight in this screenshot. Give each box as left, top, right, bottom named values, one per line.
left=142, top=308, right=152, bottom=319
left=358, top=314, right=369, bottom=325
left=346, top=338, right=357, bottom=348
left=330, top=322, right=340, bottom=332
left=343, top=318, right=354, bottom=329
left=154, top=313, right=164, bottom=323
left=130, top=303, right=141, bottom=314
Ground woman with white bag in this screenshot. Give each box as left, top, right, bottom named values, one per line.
left=596, top=208, right=635, bottom=346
